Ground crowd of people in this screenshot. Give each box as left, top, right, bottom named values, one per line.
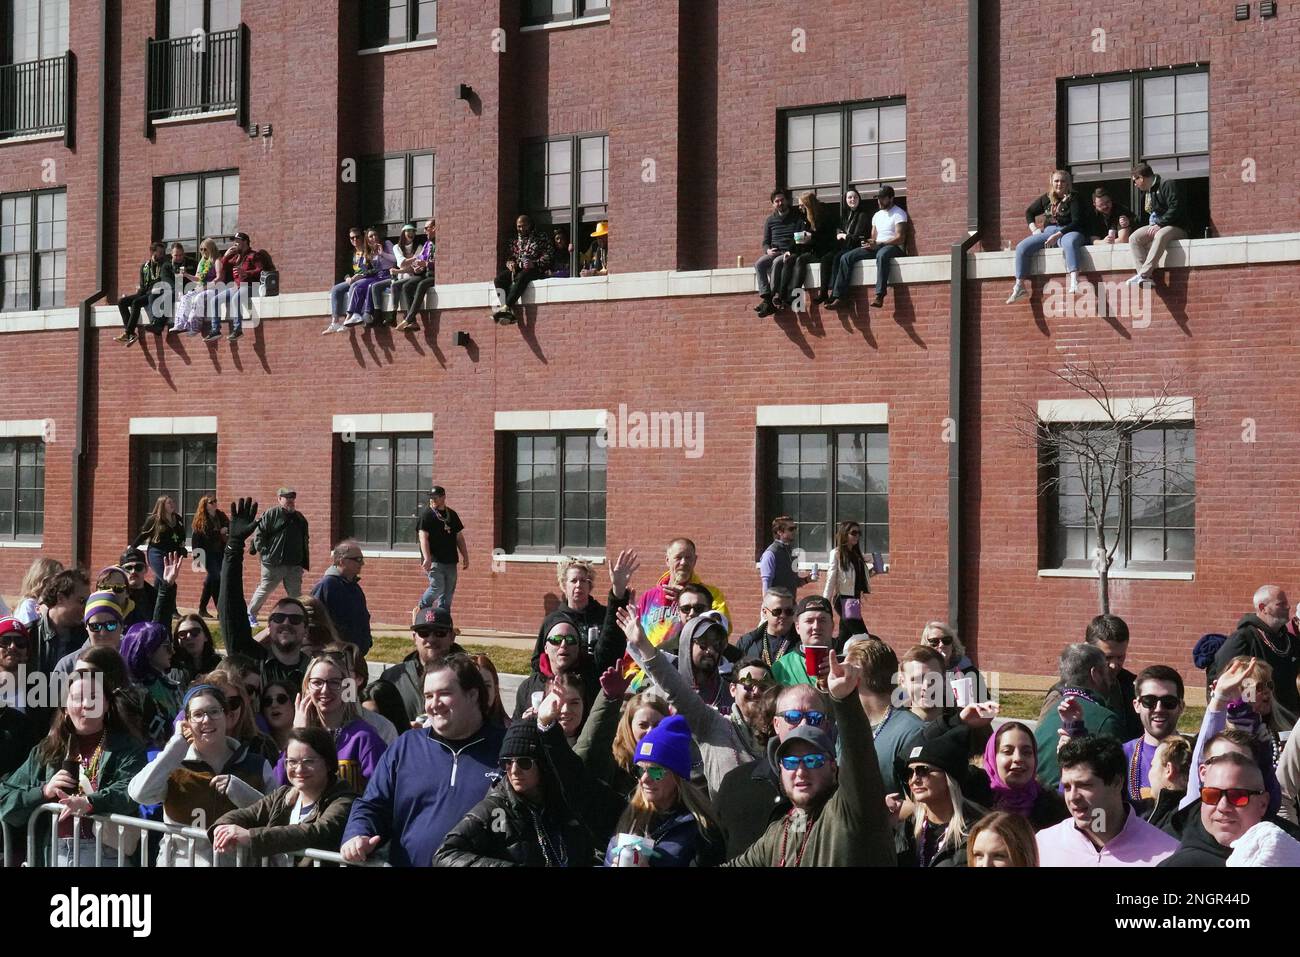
left=2, top=490, right=1299, bottom=868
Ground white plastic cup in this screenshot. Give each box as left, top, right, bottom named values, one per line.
left=530, top=691, right=544, bottom=710
left=951, top=675, right=975, bottom=708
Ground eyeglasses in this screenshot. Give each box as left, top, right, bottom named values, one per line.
left=908, top=765, right=940, bottom=780
left=308, top=678, right=344, bottom=692
left=97, top=583, right=127, bottom=594
left=86, top=620, right=120, bottom=633
left=634, top=765, right=668, bottom=782
left=1138, top=694, right=1182, bottom=710
left=1200, top=787, right=1264, bottom=808
left=546, top=633, right=579, bottom=647
left=779, top=754, right=828, bottom=771
left=775, top=709, right=825, bottom=727
left=693, top=633, right=727, bottom=651
left=413, top=627, right=453, bottom=640
left=286, top=758, right=322, bottom=770
left=500, top=757, right=536, bottom=772
left=188, top=707, right=226, bottom=722
left=268, top=612, right=306, bottom=626
left=262, top=692, right=291, bottom=707
left=764, top=606, right=795, bottom=617
left=732, top=675, right=773, bottom=690
left=176, top=628, right=204, bottom=640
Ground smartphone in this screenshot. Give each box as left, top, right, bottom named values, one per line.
left=871, top=552, right=885, bottom=574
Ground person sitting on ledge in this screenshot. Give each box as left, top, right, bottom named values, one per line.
left=491, top=214, right=553, bottom=326
left=1006, top=169, right=1087, bottom=303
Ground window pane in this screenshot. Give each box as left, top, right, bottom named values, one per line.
left=1098, top=119, right=1130, bottom=161
left=788, top=114, right=814, bottom=151
left=1143, top=115, right=1175, bottom=155
left=1176, top=72, right=1208, bottom=113
left=787, top=152, right=813, bottom=189
left=1068, top=84, right=1098, bottom=124
left=879, top=105, right=905, bottom=141
left=1068, top=124, right=1098, bottom=164
left=879, top=141, right=906, bottom=180
left=813, top=111, right=840, bottom=148
left=1176, top=111, right=1208, bottom=154
left=1099, top=81, right=1130, bottom=121
left=1143, top=76, right=1176, bottom=118
left=417, top=0, right=437, bottom=36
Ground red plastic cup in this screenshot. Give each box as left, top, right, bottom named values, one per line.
left=803, top=644, right=830, bottom=679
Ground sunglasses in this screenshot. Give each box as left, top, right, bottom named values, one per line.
left=97, top=584, right=127, bottom=594
left=244, top=684, right=262, bottom=699
left=1138, top=694, right=1182, bottom=710
left=177, top=628, right=204, bottom=640
left=121, top=564, right=145, bottom=574
left=261, top=691, right=291, bottom=707
left=764, top=607, right=795, bottom=617
left=634, top=765, right=668, bottom=782
left=86, top=620, right=120, bottom=633
left=1246, top=680, right=1275, bottom=691
left=1200, top=787, right=1264, bottom=808
left=0, top=635, right=29, bottom=650
left=780, top=754, right=828, bottom=771
left=775, top=709, right=825, bottom=727
left=908, top=765, right=940, bottom=780
left=678, top=604, right=709, bottom=616
left=546, top=633, right=579, bottom=647
left=413, top=626, right=453, bottom=639
left=733, top=675, right=773, bottom=690
left=924, top=636, right=954, bottom=647
left=268, top=612, right=306, bottom=626
left=500, top=757, right=536, bottom=772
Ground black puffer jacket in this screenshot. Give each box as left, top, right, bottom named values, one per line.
left=895, top=799, right=988, bottom=867
left=435, top=724, right=595, bottom=867
left=512, top=595, right=628, bottom=723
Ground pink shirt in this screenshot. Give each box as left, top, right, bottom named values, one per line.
left=1037, top=806, right=1178, bottom=867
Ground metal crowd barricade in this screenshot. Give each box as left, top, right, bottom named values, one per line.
left=19, top=803, right=387, bottom=867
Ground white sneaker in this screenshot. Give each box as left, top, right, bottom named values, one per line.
left=322, top=320, right=342, bottom=334
left=1125, top=273, right=1146, bottom=285
left=1005, top=283, right=1028, bottom=304
left=343, top=314, right=364, bottom=326
left=1067, top=275, right=1079, bottom=294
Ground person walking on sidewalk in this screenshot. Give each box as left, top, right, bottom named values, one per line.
left=417, top=486, right=468, bottom=612
left=247, top=487, right=310, bottom=626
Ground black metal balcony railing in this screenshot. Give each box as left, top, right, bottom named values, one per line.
left=0, top=52, right=73, bottom=145
left=146, top=25, right=248, bottom=135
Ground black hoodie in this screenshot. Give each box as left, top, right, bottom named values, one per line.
left=1210, top=614, right=1300, bottom=724
left=1158, top=810, right=1233, bottom=867
left=512, top=595, right=628, bottom=723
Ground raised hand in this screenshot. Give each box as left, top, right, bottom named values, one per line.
left=959, top=701, right=1000, bottom=728
left=826, top=650, right=861, bottom=701
left=228, top=497, right=259, bottom=543
left=1057, top=694, right=1084, bottom=731
left=292, top=692, right=312, bottom=730
left=598, top=664, right=631, bottom=701
left=616, top=605, right=650, bottom=660
left=537, top=691, right=561, bottom=727
left=609, top=548, right=641, bottom=597
left=1211, top=657, right=1256, bottom=707
left=162, top=551, right=183, bottom=585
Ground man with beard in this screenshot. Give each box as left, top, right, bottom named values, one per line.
left=1160, top=752, right=1269, bottom=867
left=115, top=549, right=178, bottom=631
left=29, top=569, right=91, bottom=675
left=636, top=538, right=730, bottom=655
left=512, top=605, right=625, bottom=725
left=736, top=588, right=801, bottom=667
left=1210, top=585, right=1300, bottom=726
left=371, top=607, right=464, bottom=726
left=725, top=649, right=894, bottom=865
left=623, top=605, right=772, bottom=797
left=1034, top=643, right=1123, bottom=790
left=220, top=498, right=311, bottom=691
left=674, top=611, right=734, bottom=715
left=342, top=655, right=505, bottom=866
left=1037, top=735, right=1178, bottom=866
left=1123, top=666, right=1186, bottom=813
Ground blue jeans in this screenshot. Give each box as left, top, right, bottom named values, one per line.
left=831, top=245, right=904, bottom=299
left=871, top=244, right=904, bottom=297
left=329, top=280, right=351, bottom=320
left=210, top=286, right=244, bottom=333
left=146, top=546, right=168, bottom=585
left=1014, top=226, right=1085, bottom=281
left=419, top=562, right=459, bottom=611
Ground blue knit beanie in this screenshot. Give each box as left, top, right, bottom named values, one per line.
left=633, top=713, right=692, bottom=779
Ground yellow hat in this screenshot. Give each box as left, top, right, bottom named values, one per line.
left=592, top=221, right=609, bottom=238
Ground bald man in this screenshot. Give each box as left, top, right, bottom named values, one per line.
left=1160, top=753, right=1269, bottom=867
left=1210, top=585, right=1299, bottom=726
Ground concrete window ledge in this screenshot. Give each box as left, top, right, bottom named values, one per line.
left=1037, top=567, right=1194, bottom=581
left=361, top=549, right=421, bottom=560
left=494, top=553, right=606, bottom=565
left=0, top=540, right=42, bottom=549
left=358, top=38, right=438, bottom=56
left=520, top=14, right=610, bottom=32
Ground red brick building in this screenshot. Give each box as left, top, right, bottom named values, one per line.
left=2, top=1, right=1299, bottom=682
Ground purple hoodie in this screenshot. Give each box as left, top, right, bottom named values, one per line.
left=275, top=717, right=387, bottom=793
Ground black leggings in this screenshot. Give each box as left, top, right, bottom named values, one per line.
left=494, top=267, right=545, bottom=307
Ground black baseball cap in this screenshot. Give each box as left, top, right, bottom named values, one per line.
left=428, top=486, right=446, bottom=498
left=796, top=595, right=834, bottom=618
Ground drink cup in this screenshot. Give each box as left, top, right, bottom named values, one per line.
left=808, top=562, right=819, bottom=582
left=1108, top=228, right=1118, bottom=240
left=530, top=691, right=544, bottom=710
left=803, top=644, right=830, bottom=679
left=614, top=834, right=654, bottom=867
left=951, top=675, right=975, bottom=708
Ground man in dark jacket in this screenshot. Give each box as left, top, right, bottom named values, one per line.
left=115, top=241, right=176, bottom=343
left=117, top=547, right=177, bottom=631
left=220, top=498, right=311, bottom=691
left=342, top=655, right=506, bottom=866
left=30, top=568, right=90, bottom=675
left=1127, top=162, right=1191, bottom=285
left=1209, top=585, right=1300, bottom=727
left=754, top=189, right=807, bottom=317
left=372, top=606, right=465, bottom=726
left=726, top=652, right=894, bottom=866
left=512, top=597, right=627, bottom=725
left=311, top=540, right=372, bottom=656
left=1160, top=752, right=1268, bottom=867
left=0, top=617, right=48, bottom=778
left=736, top=588, right=800, bottom=666
left=247, top=486, right=310, bottom=625
left=491, top=214, right=553, bottom=325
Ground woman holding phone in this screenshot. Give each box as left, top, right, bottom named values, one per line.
left=822, top=521, right=872, bottom=649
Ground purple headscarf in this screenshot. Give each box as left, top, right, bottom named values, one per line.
left=120, top=621, right=170, bottom=683
left=983, top=721, right=1043, bottom=817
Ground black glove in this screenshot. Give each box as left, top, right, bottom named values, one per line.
left=228, top=497, right=260, bottom=544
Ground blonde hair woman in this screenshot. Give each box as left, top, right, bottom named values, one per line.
left=1007, top=168, right=1087, bottom=303
left=278, top=651, right=388, bottom=792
